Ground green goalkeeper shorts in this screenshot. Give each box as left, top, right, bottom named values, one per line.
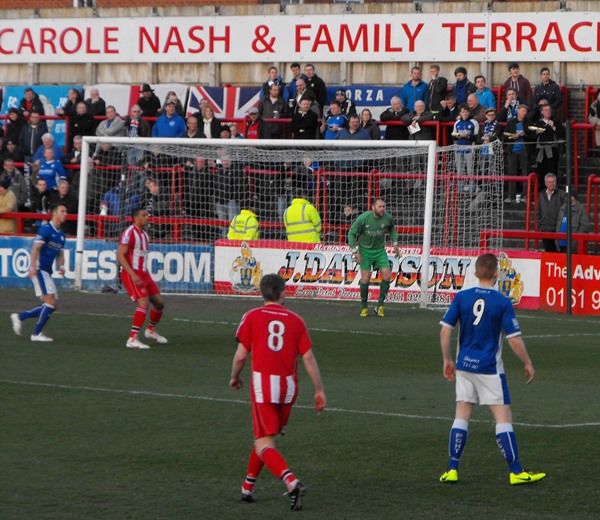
left=359, top=248, right=391, bottom=271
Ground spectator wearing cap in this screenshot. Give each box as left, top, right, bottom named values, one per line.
left=158, top=91, right=185, bottom=118
left=453, top=67, right=476, bottom=105
left=328, top=89, right=357, bottom=118
left=245, top=107, right=263, bottom=139
left=18, top=87, right=45, bottom=118
left=400, top=66, right=428, bottom=112
left=503, top=62, right=533, bottom=109
left=137, top=84, right=161, bottom=118
left=0, top=176, right=17, bottom=234
left=5, top=108, right=28, bottom=145
left=534, top=67, right=563, bottom=116
left=4, top=140, right=25, bottom=163
left=152, top=100, right=186, bottom=138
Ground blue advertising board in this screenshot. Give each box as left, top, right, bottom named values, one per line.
left=0, top=236, right=213, bottom=293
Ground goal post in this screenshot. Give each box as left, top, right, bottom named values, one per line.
left=73, top=136, right=503, bottom=307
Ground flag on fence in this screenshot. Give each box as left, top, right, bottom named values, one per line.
left=186, top=86, right=261, bottom=120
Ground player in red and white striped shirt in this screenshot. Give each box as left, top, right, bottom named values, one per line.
left=230, top=274, right=326, bottom=511
left=117, top=208, right=167, bottom=349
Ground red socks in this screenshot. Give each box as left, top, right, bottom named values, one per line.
left=242, top=448, right=264, bottom=493
left=130, top=306, right=147, bottom=339
left=261, top=446, right=297, bottom=491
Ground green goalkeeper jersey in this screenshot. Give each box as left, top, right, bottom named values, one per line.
left=348, top=210, right=398, bottom=251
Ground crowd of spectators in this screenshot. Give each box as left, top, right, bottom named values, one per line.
left=0, top=62, right=596, bottom=247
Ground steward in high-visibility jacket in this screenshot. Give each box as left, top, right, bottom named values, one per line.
left=283, top=198, right=322, bottom=243
left=227, top=209, right=260, bottom=240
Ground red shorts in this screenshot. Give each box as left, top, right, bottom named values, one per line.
left=251, top=401, right=293, bottom=440
left=121, top=270, right=160, bottom=302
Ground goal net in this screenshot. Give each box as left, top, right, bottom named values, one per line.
left=73, top=137, right=504, bottom=306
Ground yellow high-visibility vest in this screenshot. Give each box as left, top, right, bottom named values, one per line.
left=227, top=210, right=260, bottom=240
left=283, top=198, right=322, bottom=243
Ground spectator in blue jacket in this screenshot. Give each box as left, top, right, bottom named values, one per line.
left=400, top=66, right=428, bottom=112
left=474, top=75, right=497, bottom=109
left=451, top=104, right=479, bottom=192
left=151, top=101, right=186, bottom=138
left=37, top=148, right=67, bottom=191
left=320, top=101, right=348, bottom=140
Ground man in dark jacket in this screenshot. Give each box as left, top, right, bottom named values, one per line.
left=257, top=84, right=289, bottom=139
left=534, top=67, right=563, bottom=116
left=290, top=99, right=319, bottom=140
left=18, top=88, right=45, bottom=117
left=19, top=112, right=48, bottom=161
left=137, top=84, right=161, bottom=118
left=304, top=64, right=327, bottom=116
left=380, top=96, right=409, bottom=141
left=536, top=173, right=565, bottom=252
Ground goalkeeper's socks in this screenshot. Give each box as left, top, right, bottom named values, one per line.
left=360, top=282, right=369, bottom=307
left=33, top=304, right=55, bottom=335
left=260, top=446, right=296, bottom=491
left=379, top=279, right=391, bottom=306
left=148, top=308, right=163, bottom=332
left=496, top=423, right=523, bottom=474
left=130, top=306, right=148, bottom=338
left=19, top=305, right=44, bottom=321
left=448, top=419, right=469, bottom=470
left=242, top=448, right=264, bottom=493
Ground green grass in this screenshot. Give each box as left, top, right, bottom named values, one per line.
left=1, top=290, right=599, bottom=519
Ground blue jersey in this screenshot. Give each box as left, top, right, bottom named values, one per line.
left=34, top=221, right=66, bottom=274
left=440, top=286, right=521, bottom=375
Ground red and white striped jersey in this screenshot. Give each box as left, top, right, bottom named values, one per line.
left=236, top=303, right=312, bottom=404
left=119, top=224, right=149, bottom=273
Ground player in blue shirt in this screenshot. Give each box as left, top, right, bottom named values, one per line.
left=11, top=202, right=67, bottom=342
left=438, top=253, right=546, bottom=486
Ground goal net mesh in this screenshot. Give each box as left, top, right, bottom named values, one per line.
left=75, top=137, right=504, bottom=301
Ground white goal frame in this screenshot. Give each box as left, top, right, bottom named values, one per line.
left=74, top=136, right=438, bottom=307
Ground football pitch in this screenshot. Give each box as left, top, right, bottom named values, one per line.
left=2, top=288, right=599, bottom=520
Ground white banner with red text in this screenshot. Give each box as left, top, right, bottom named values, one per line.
left=214, top=241, right=541, bottom=309
left=1, top=12, right=598, bottom=64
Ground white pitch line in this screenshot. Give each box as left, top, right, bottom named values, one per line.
left=1, top=379, right=598, bottom=429
left=527, top=333, right=600, bottom=339
left=173, top=317, right=400, bottom=336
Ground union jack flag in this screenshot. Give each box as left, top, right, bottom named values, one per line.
left=186, top=86, right=261, bottom=121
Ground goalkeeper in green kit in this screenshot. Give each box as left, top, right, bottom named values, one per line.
left=348, top=198, right=401, bottom=317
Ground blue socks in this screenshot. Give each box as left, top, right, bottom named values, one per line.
left=33, top=304, right=55, bottom=335
left=19, top=305, right=45, bottom=321
left=448, top=419, right=469, bottom=470
left=496, top=423, right=523, bottom=474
